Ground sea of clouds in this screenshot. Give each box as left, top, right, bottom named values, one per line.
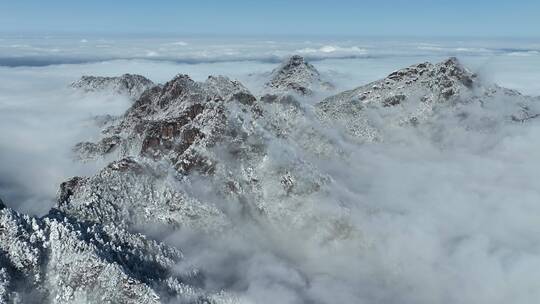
left=1, top=35, right=540, bottom=303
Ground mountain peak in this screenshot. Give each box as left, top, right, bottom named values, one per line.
left=265, top=55, right=333, bottom=95
left=284, top=54, right=309, bottom=67
left=436, top=56, right=476, bottom=88
left=315, top=57, right=531, bottom=141
left=71, top=73, right=155, bottom=99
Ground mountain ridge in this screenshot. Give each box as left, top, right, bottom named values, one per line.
left=71, top=73, right=156, bottom=100
left=1, top=55, right=539, bottom=303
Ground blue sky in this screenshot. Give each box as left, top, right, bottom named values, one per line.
left=1, top=0, right=539, bottom=37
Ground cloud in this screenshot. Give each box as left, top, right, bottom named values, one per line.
left=169, top=41, right=189, bottom=46
left=0, top=65, right=133, bottom=215
left=1, top=37, right=540, bottom=303
left=162, top=90, right=540, bottom=303
left=507, top=50, right=540, bottom=57
left=297, top=45, right=367, bottom=54
left=295, top=45, right=368, bottom=60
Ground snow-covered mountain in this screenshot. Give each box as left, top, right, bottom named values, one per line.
left=1, top=55, right=539, bottom=303
left=317, top=57, right=539, bottom=141
left=264, top=55, right=334, bottom=95
left=71, top=74, right=156, bottom=100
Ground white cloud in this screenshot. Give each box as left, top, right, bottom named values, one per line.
left=170, top=41, right=189, bottom=46
left=507, top=50, right=540, bottom=57
left=296, top=45, right=367, bottom=57
left=1, top=37, right=540, bottom=303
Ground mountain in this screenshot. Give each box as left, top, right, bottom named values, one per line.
left=71, top=74, right=156, bottom=100
left=316, top=57, right=540, bottom=141
left=1, top=56, right=539, bottom=303
left=0, top=205, right=203, bottom=303
left=264, top=55, right=334, bottom=95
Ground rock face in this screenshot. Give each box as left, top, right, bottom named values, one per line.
left=75, top=74, right=257, bottom=165
left=2, top=57, right=539, bottom=303
left=73, top=135, right=122, bottom=161
left=71, top=74, right=156, bottom=100
left=264, top=55, right=334, bottom=95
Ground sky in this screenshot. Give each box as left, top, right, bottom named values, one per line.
left=2, top=1, right=540, bottom=302
left=1, top=0, right=539, bottom=37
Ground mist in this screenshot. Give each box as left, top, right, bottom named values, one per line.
left=160, top=92, right=540, bottom=303
left=1, top=36, right=540, bottom=303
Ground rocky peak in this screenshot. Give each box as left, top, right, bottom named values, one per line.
left=71, top=73, right=155, bottom=100
left=438, top=57, right=476, bottom=87
left=265, top=55, right=333, bottom=95
left=382, top=57, right=476, bottom=93
left=316, top=57, right=535, bottom=141
left=287, top=54, right=306, bottom=65
left=125, top=74, right=255, bottom=121
left=161, top=74, right=199, bottom=94
left=153, top=74, right=204, bottom=109
left=358, top=57, right=476, bottom=103
left=204, top=76, right=257, bottom=105
left=74, top=73, right=259, bottom=173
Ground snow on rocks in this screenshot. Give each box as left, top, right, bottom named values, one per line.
left=71, top=74, right=156, bottom=100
